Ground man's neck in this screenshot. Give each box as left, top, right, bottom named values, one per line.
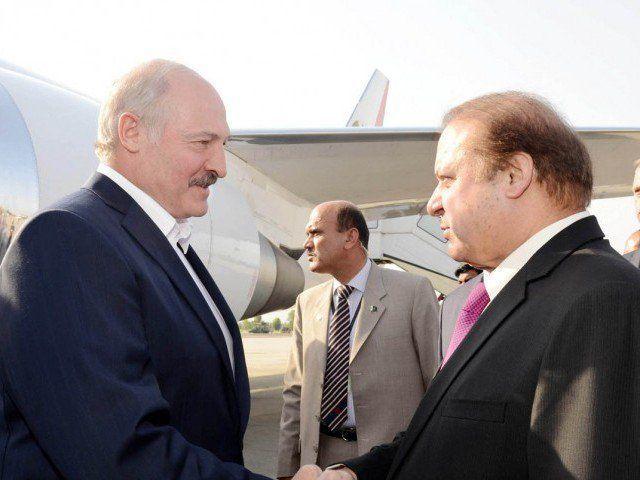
left=484, top=206, right=584, bottom=271
left=333, top=254, right=368, bottom=285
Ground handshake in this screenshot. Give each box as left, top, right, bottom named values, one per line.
left=285, top=464, right=357, bottom=480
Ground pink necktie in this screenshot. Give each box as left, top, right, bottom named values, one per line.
left=441, top=281, right=490, bottom=367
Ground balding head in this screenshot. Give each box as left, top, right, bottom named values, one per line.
left=324, top=200, right=369, bottom=249
left=95, top=59, right=213, bottom=163
left=95, top=59, right=229, bottom=220
left=304, top=201, right=369, bottom=282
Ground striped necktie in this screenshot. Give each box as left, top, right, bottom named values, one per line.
left=320, top=284, right=355, bottom=431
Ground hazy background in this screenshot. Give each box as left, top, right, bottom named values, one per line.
left=0, top=0, right=637, bottom=248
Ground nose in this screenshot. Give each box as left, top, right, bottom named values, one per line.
left=426, top=185, right=443, bottom=217
left=205, top=144, right=227, bottom=178
left=303, top=235, right=313, bottom=251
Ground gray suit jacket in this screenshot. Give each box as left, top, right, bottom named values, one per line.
left=276, top=262, right=439, bottom=476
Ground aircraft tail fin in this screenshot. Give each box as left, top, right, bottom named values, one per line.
left=346, top=69, right=389, bottom=127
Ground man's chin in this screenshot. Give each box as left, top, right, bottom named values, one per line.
left=187, top=202, right=209, bottom=218
left=447, top=244, right=467, bottom=263
left=308, top=261, right=324, bottom=273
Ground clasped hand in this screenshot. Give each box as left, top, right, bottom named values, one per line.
left=292, top=464, right=356, bottom=480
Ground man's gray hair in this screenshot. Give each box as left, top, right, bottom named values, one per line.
left=95, top=59, right=199, bottom=163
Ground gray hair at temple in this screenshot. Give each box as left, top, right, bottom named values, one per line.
left=95, top=59, right=201, bottom=163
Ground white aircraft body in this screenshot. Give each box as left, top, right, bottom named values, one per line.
left=1, top=60, right=639, bottom=319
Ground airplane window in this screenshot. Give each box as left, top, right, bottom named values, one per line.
left=417, top=215, right=447, bottom=243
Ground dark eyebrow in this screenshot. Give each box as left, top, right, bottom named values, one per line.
left=183, top=131, right=220, bottom=141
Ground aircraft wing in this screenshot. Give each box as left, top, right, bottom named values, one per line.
left=227, top=127, right=440, bottom=218
left=227, top=126, right=640, bottom=218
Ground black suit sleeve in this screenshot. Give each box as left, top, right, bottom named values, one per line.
left=342, top=431, right=406, bottom=480
left=528, top=281, right=640, bottom=478
left=0, top=211, right=270, bottom=480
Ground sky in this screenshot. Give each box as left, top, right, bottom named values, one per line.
left=1, top=0, right=639, bottom=128
left=0, top=0, right=638, bottom=247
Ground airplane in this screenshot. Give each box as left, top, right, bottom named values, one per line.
left=1, top=60, right=639, bottom=320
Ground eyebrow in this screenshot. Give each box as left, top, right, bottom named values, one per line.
left=182, top=131, right=220, bottom=141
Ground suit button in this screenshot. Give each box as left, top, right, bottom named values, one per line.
left=313, top=445, right=319, bottom=453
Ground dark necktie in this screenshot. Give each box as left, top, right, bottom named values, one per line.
left=441, top=281, right=490, bottom=367
left=320, top=284, right=355, bottom=431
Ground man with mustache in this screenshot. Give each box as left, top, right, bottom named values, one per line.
left=0, top=60, right=270, bottom=479
left=295, top=92, right=640, bottom=480
left=277, top=201, right=439, bottom=478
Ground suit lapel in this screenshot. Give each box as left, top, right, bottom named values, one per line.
left=185, top=248, right=248, bottom=430
left=310, top=282, right=334, bottom=375
left=387, top=216, right=605, bottom=478
left=350, top=263, right=386, bottom=363
left=84, top=174, right=237, bottom=385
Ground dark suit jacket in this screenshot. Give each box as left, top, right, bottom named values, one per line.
left=624, top=249, right=640, bottom=267
left=344, top=216, right=640, bottom=479
left=0, top=174, right=270, bottom=479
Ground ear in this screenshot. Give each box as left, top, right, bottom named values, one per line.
left=344, top=228, right=360, bottom=250
left=118, top=112, right=142, bottom=154
left=502, top=152, right=534, bottom=199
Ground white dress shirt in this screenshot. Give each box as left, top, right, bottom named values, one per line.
left=483, top=211, right=591, bottom=303
left=96, top=163, right=235, bottom=374
left=330, top=258, right=372, bottom=427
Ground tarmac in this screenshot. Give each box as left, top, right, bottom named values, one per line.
left=242, top=334, right=292, bottom=477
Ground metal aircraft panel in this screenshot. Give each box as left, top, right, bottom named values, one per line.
left=227, top=127, right=640, bottom=215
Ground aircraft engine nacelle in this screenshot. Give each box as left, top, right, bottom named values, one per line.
left=0, top=64, right=303, bottom=320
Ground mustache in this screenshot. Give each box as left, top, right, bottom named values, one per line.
left=189, top=172, right=218, bottom=188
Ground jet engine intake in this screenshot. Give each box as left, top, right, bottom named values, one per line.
left=243, top=233, right=305, bottom=318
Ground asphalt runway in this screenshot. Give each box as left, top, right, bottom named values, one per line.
left=242, top=334, right=292, bottom=477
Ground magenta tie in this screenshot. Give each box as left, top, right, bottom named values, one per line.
left=441, top=281, right=490, bottom=367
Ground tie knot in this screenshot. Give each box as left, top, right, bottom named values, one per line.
left=170, top=220, right=192, bottom=253
left=461, top=281, right=490, bottom=317
left=336, top=284, right=355, bottom=299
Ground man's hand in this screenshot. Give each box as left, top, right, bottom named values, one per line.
left=292, top=465, right=322, bottom=480
left=319, top=467, right=357, bottom=480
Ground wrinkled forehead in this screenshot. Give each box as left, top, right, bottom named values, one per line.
left=306, top=205, right=338, bottom=231
left=435, top=121, right=479, bottom=171
left=166, top=74, right=227, bottom=124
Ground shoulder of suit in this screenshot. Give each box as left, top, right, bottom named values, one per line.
left=14, top=189, right=120, bottom=249
left=39, top=187, right=113, bottom=223
left=562, top=243, right=640, bottom=288
left=443, top=278, right=476, bottom=304
left=378, top=265, right=432, bottom=289
left=296, top=279, right=332, bottom=305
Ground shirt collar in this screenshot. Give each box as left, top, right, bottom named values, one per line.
left=332, top=258, right=372, bottom=295
left=97, top=163, right=191, bottom=252
left=483, top=211, right=591, bottom=301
